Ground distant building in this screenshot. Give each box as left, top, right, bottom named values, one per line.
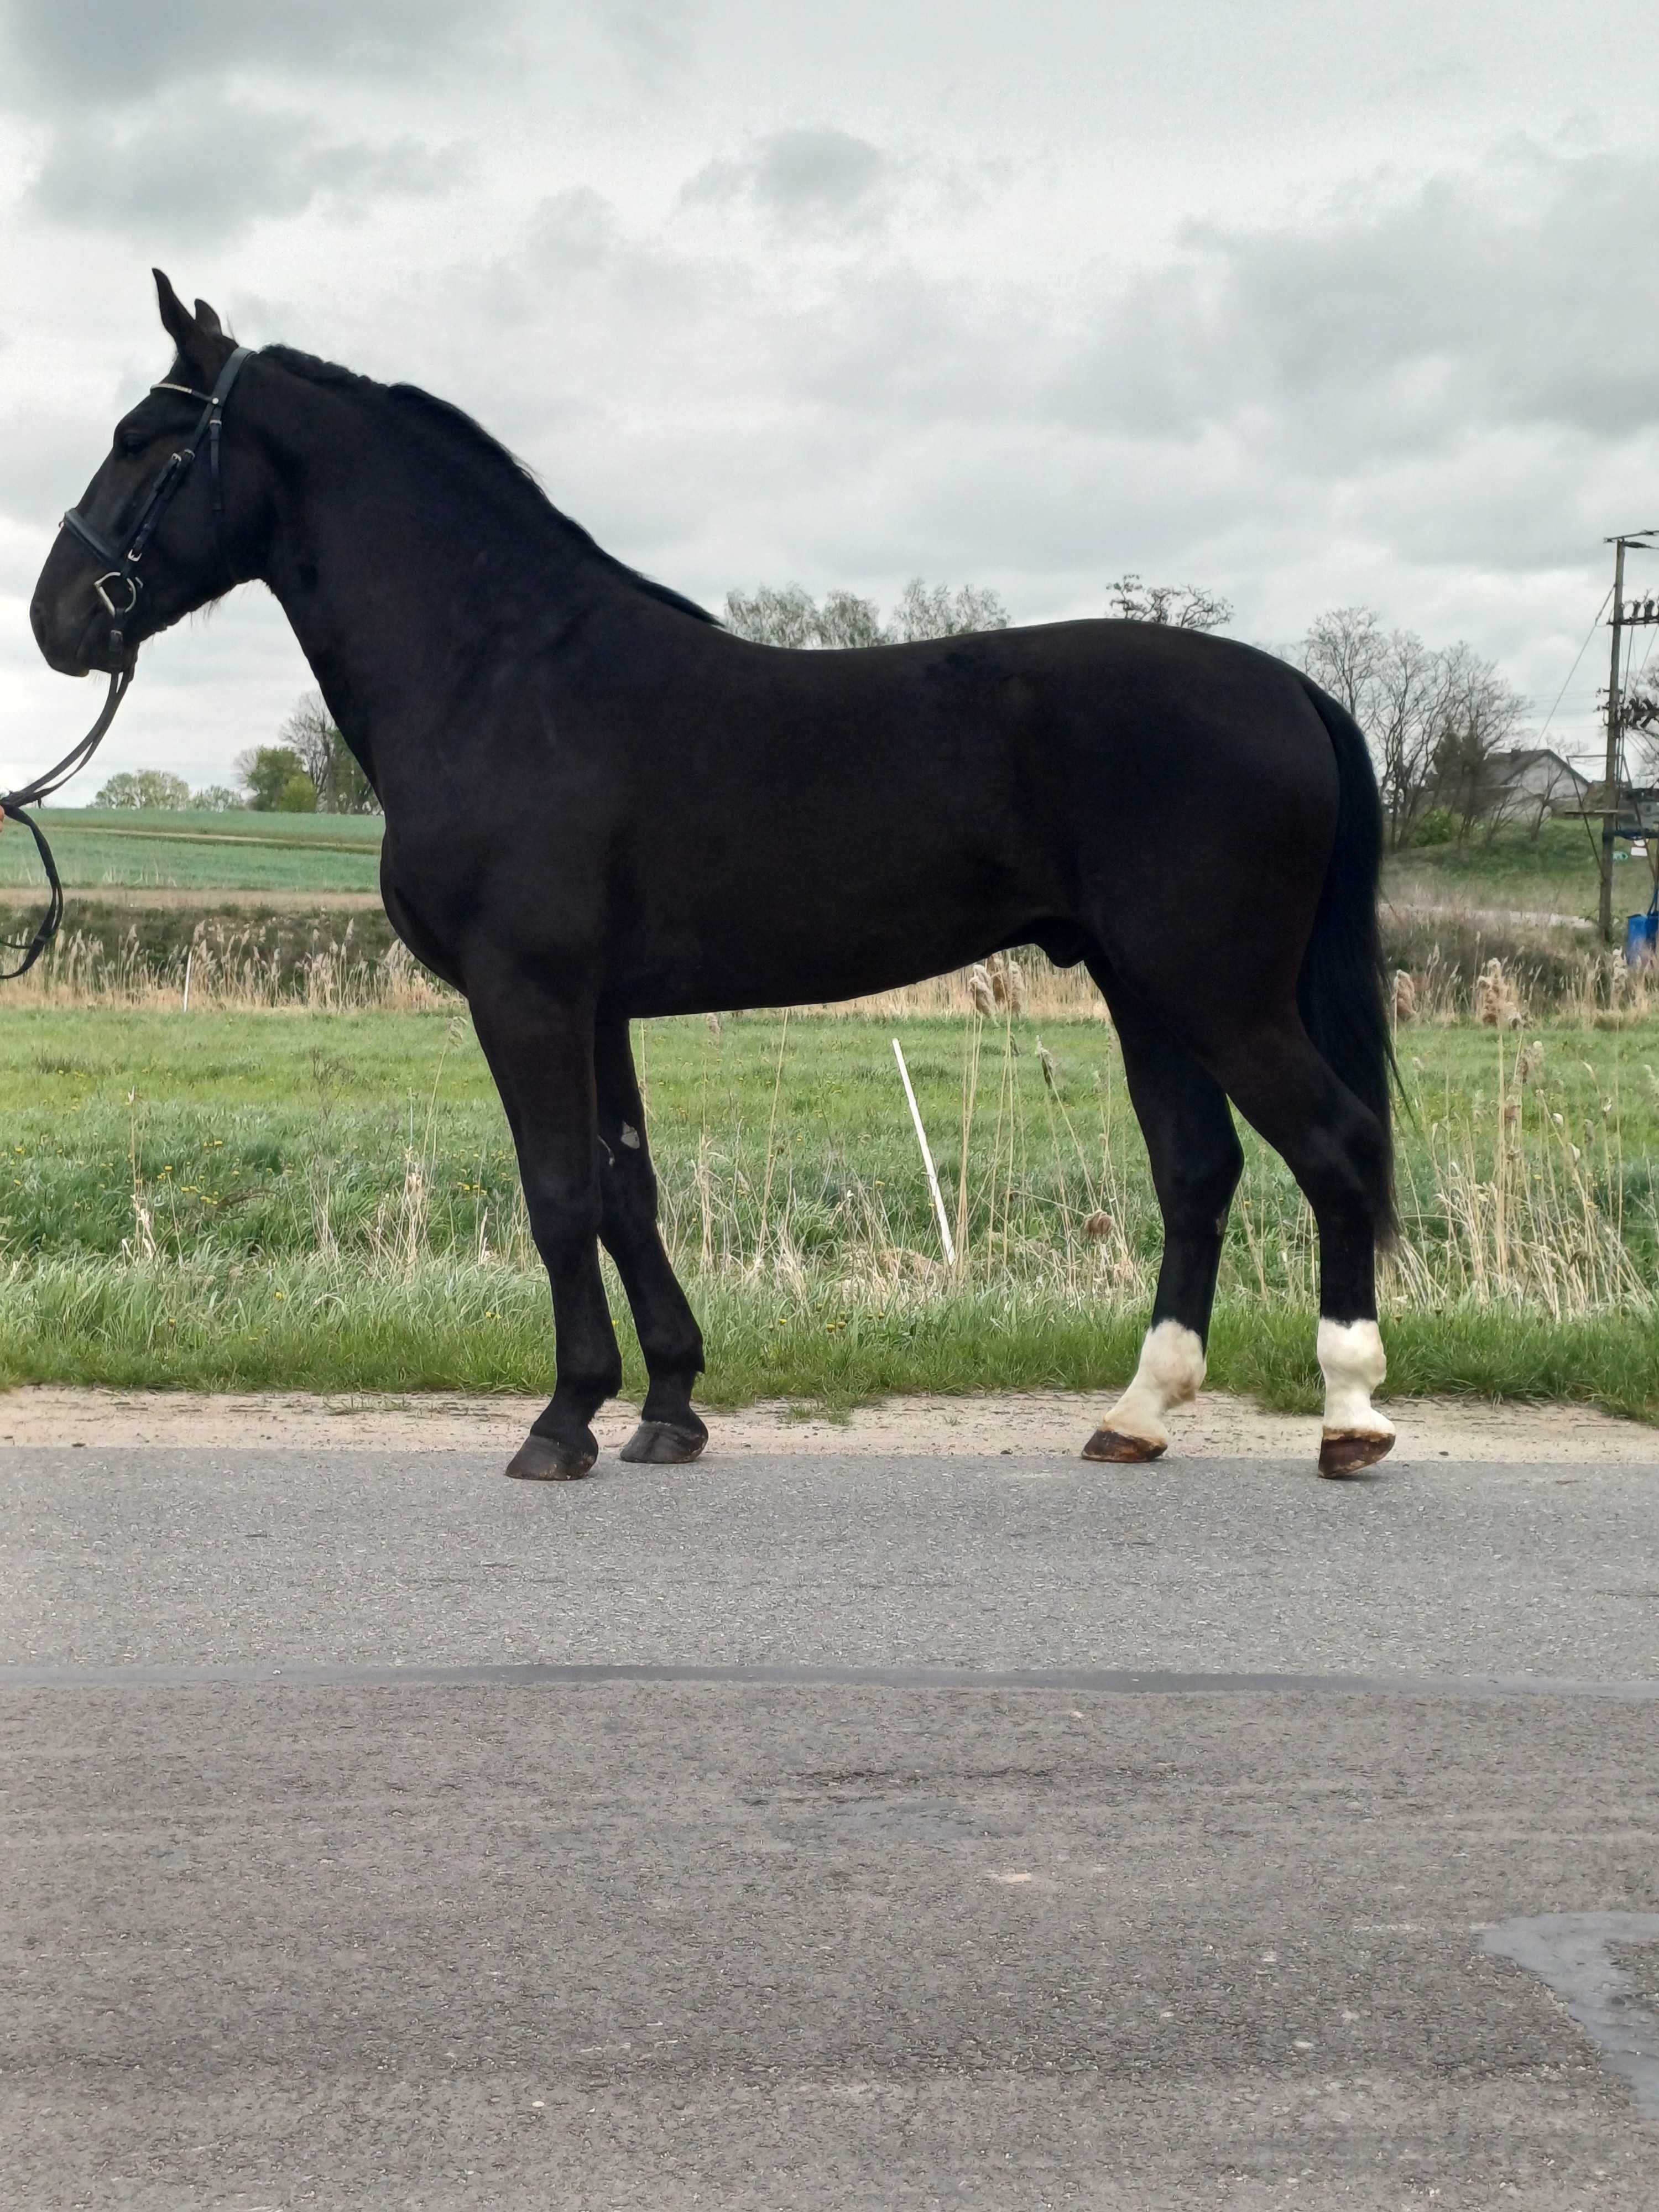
left=1478, top=748, right=1589, bottom=815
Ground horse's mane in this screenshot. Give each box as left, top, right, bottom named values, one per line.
left=259, top=343, right=717, bottom=626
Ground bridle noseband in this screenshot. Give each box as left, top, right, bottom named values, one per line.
left=59, top=343, right=253, bottom=662
left=0, top=343, right=254, bottom=980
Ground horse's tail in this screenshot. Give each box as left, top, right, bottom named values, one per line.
left=1295, top=678, right=1398, bottom=1243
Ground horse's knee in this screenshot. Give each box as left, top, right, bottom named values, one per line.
left=524, top=1173, right=603, bottom=1261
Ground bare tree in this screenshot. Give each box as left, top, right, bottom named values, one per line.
left=723, top=583, right=838, bottom=648
left=1105, top=573, right=1233, bottom=631
left=1300, top=609, right=1526, bottom=850
left=1423, top=642, right=1528, bottom=846
left=723, top=579, right=1008, bottom=649
left=1315, top=618, right=1447, bottom=850
left=1302, top=609, right=1431, bottom=844
left=888, top=578, right=1009, bottom=640
left=813, top=588, right=888, bottom=649
left=1368, top=629, right=1444, bottom=847
left=1299, top=605, right=1390, bottom=718
left=277, top=691, right=379, bottom=814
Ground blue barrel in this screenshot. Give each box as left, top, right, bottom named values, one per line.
left=1627, top=911, right=1658, bottom=968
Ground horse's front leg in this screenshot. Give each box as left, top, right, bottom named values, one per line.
left=469, top=985, right=621, bottom=1480
left=593, top=1010, right=708, bottom=1464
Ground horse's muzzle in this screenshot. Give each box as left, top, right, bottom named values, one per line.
left=29, top=572, right=132, bottom=679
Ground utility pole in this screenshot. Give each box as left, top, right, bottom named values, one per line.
left=1598, top=530, right=1657, bottom=943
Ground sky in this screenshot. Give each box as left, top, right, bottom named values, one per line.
left=1, top=0, right=1655, bottom=794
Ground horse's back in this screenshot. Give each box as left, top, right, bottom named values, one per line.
left=671, top=614, right=1341, bottom=888
left=547, top=609, right=1347, bottom=1015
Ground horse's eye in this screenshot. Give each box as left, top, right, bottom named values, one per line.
left=116, top=427, right=148, bottom=459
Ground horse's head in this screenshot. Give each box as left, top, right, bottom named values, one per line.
left=31, top=272, right=269, bottom=677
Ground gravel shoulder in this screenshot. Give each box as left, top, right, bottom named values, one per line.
left=3, top=1384, right=1655, bottom=1462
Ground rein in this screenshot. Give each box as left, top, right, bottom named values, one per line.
left=0, top=345, right=251, bottom=981
left=0, top=668, right=132, bottom=979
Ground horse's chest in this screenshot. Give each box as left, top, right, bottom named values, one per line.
left=379, top=843, right=464, bottom=990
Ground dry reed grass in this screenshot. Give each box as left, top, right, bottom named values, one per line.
left=808, top=950, right=1098, bottom=1022
left=4, top=919, right=448, bottom=1012
left=1391, top=945, right=1659, bottom=1029
left=1383, top=890, right=1659, bottom=1025
left=9, top=896, right=1657, bottom=1032
left=638, top=1015, right=1656, bottom=1324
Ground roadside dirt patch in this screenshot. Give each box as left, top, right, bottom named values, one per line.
left=2, top=1387, right=1653, bottom=1463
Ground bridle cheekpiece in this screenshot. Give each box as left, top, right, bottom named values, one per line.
left=0, top=342, right=254, bottom=979
left=59, top=342, right=253, bottom=661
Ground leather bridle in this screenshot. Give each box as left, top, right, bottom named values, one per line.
left=60, top=343, right=253, bottom=665
left=0, top=344, right=253, bottom=979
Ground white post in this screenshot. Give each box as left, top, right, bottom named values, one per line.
left=181, top=947, right=192, bottom=1014
left=892, top=1037, right=956, bottom=1266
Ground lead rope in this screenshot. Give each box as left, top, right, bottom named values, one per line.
left=0, top=665, right=134, bottom=979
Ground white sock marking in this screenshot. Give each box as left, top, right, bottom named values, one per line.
left=1318, top=1317, right=1394, bottom=1440
left=1101, top=1320, right=1206, bottom=1449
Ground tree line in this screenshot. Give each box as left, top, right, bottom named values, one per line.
left=94, top=578, right=1538, bottom=847
left=1297, top=608, right=1532, bottom=850
left=96, top=691, right=378, bottom=815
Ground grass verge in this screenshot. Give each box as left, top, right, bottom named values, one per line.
left=1, top=1006, right=1655, bottom=1418
left=1, top=1260, right=1656, bottom=1423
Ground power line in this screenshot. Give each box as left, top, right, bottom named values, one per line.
left=1536, top=586, right=1611, bottom=749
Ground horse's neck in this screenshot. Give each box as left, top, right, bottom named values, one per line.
left=259, top=409, right=593, bottom=774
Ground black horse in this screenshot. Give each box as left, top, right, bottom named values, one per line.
left=30, top=273, right=1398, bottom=1480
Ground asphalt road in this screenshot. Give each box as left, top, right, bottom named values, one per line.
left=3, top=1444, right=1659, bottom=2209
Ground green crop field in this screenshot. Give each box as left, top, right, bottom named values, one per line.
left=2, top=806, right=1642, bottom=921
left=0, top=1005, right=1653, bottom=1416
left=0, top=806, right=383, bottom=894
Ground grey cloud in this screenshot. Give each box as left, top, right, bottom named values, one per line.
left=0, top=409, right=107, bottom=530
left=1328, top=429, right=1636, bottom=573
left=480, top=140, right=1659, bottom=637
left=1057, top=144, right=1659, bottom=463
left=750, top=129, right=886, bottom=217
left=0, top=0, right=505, bottom=104
left=525, top=187, right=624, bottom=279
left=304, top=138, right=466, bottom=203
left=601, top=0, right=699, bottom=84
left=684, top=128, right=890, bottom=229
left=29, top=96, right=463, bottom=241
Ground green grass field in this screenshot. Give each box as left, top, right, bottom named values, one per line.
left=1388, top=816, right=1651, bottom=924
left=0, top=806, right=383, bottom=893
left=0, top=1005, right=1654, bottom=1416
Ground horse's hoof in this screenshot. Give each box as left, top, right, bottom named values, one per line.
left=505, top=1432, right=597, bottom=1481
left=1081, top=1428, right=1166, bottom=1464
left=619, top=1419, right=707, bottom=1465
left=1318, top=1430, right=1395, bottom=1480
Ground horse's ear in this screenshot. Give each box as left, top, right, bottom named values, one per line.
left=153, top=268, right=218, bottom=377
left=193, top=298, right=224, bottom=337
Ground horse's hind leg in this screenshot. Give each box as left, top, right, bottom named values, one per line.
left=1083, top=1000, right=1243, bottom=1463
left=594, top=1011, right=708, bottom=1465
left=1199, top=1014, right=1394, bottom=1478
